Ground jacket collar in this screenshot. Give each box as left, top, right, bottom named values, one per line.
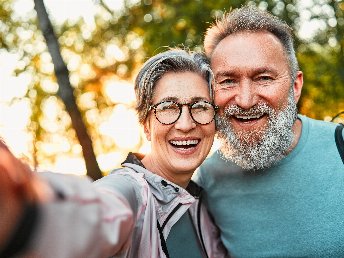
left=121, top=152, right=201, bottom=202
left=121, top=152, right=145, bottom=167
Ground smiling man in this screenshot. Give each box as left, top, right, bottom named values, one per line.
left=194, top=5, right=344, bottom=258
left=212, top=30, right=302, bottom=170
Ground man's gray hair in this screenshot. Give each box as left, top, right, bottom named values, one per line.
left=204, top=5, right=299, bottom=82
left=135, top=49, right=214, bottom=124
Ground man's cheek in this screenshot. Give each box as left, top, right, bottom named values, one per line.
left=214, top=94, right=231, bottom=109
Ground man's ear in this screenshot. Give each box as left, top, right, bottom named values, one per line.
left=144, top=121, right=151, bottom=141
left=293, top=71, right=303, bottom=103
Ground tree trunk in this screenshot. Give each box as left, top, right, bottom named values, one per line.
left=33, top=0, right=102, bottom=180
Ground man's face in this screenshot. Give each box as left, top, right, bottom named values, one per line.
left=211, top=31, right=303, bottom=170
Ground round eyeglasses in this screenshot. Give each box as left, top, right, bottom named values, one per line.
left=148, top=100, right=218, bottom=125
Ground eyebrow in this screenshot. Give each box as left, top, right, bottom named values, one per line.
left=215, top=67, right=278, bottom=79
left=214, top=71, right=235, bottom=80
left=252, top=68, right=278, bottom=75
left=156, top=96, right=210, bottom=103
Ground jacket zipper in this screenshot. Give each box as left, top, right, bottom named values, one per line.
left=157, top=203, right=183, bottom=258
left=197, top=194, right=209, bottom=258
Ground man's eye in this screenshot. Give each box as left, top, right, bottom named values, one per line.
left=254, top=76, right=275, bottom=86
left=216, top=78, right=237, bottom=89
left=257, top=76, right=273, bottom=81
left=221, top=78, right=236, bottom=84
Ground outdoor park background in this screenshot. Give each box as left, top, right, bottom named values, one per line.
left=0, top=0, right=343, bottom=179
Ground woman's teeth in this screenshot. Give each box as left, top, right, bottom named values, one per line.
left=170, top=139, right=199, bottom=147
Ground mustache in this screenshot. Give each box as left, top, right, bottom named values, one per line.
left=222, top=103, right=274, bottom=117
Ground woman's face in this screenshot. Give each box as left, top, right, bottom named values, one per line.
left=143, top=71, right=215, bottom=187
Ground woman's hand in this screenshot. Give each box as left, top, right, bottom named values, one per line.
left=0, top=141, right=50, bottom=248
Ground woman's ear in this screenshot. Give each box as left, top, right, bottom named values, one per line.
left=144, top=121, right=151, bottom=141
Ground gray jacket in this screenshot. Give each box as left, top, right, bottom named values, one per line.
left=10, top=157, right=227, bottom=258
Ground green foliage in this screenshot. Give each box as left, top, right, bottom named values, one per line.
left=1, top=0, right=343, bottom=170
left=108, top=0, right=343, bottom=119
left=297, top=0, right=344, bottom=119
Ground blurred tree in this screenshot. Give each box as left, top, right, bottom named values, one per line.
left=96, top=0, right=301, bottom=75
left=1, top=0, right=343, bottom=175
left=33, top=0, right=102, bottom=180
left=297, top=0, right=344, bottom=119
left=102, top=0, right=343, bottom=119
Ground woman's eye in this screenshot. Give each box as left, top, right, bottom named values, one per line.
left=155, top=102, right=176, bottom=111
left=161, top=105, right=177, bottom=111
left=192, top=102, right=211, bottom=111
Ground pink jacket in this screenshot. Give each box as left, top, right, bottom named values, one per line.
left=13, top=163, right=228, bottom=258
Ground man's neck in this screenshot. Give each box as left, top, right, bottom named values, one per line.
left=287, top=118, right=302, bottom=154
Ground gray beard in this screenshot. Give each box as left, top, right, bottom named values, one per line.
left=215, top=88, right=298, bottom=171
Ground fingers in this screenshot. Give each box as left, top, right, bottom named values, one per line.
left=0, top=141, right=52, bottom=250
left=0, top=141, right=35, bottom=201
left=0, top=141, right=52, bottom=203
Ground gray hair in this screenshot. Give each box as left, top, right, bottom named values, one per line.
left=204, top=5, right=299, bottom=82
left=135, top=49, right=214, bottom=124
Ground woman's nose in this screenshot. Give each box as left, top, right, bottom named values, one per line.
left=174, top=106, right=196, bottom=131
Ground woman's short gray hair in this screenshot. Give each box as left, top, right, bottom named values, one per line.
left=135, top=49, right=214, bottom=124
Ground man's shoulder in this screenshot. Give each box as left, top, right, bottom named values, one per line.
left=201, top=150, right=226, bottom=167
left=299, top=114, right=338, bottom=141
left=299, top=114, right=337, bottom=130
left=296, top=114, right=342, bottom=161
left=199, top=150, right=240, bottom=175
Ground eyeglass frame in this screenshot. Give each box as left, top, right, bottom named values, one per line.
left=148, top=100, right=218, bottom=125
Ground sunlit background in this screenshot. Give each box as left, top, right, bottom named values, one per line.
left=0, top=0, right=343, bottom=176
left=0, top=0, right=144, bottom=175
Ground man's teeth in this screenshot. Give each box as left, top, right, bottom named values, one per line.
left=235, top=114, right=263, bottom=119
left=170, top=140, right=199, bottom=146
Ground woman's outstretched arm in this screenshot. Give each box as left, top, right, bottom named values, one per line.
left=0, top=141, right=135, bottom=258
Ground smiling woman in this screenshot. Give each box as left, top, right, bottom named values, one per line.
left=0, top=49, right=228, bottom=258
left=141, top=71, right=216, bottom=187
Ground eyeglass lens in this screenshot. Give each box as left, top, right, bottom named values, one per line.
left=153, top=101, right=216, bottom=125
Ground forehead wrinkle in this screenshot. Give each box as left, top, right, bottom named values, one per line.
left=215, top=66, right=279, bottom=80
left=212, top=32, right=289, bottom=73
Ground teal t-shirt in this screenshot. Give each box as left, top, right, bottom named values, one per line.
left=166, top=211, right=204, bottom=258
left=195, top=115, right=344, bottom=258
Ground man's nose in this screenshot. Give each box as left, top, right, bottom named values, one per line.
left=174, top=106, right=196, bottom=131
left=234, top=79, right=258, bottom=109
